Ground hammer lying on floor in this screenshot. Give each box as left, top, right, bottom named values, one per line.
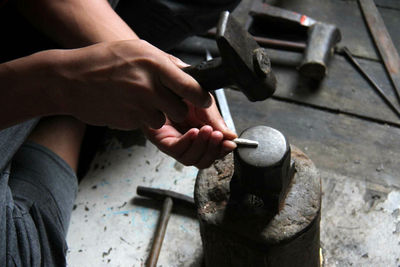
left=136, top=186, right=195, bottom=267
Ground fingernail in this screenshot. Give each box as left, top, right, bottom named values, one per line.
left=176, top=58, right=190, bottom=68
left=223, top=141, right=237, bottom=151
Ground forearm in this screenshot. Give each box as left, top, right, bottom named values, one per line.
left=0, top=50, right=64, bottom=129
left=16, top=0, right=138, bottom=47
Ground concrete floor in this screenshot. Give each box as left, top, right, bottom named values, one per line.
left=66, top=132, right=400, bottom=267
left=66, top=134, right=203, bottom=267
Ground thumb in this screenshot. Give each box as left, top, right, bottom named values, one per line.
left=167, top=54, right=190, bottom=68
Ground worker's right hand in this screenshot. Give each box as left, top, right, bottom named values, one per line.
left=52, top=40, right=212, bottom=130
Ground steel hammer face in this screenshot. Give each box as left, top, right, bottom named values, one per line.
left=216, top=11, right=277, bottom=101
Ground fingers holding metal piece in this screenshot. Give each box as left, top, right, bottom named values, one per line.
left=233, top=138, right=259, bottom=148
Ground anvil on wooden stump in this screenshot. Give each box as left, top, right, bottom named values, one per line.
left=195, top=126, right=321, bottom=267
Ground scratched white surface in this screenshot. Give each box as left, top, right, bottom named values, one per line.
left=66, top=134, right=203, bottom=267
left=65, top=132, right=400, bottom=267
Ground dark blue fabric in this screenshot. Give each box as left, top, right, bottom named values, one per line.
left=0, top=120, right=38, bottom=173
left=1, top=143, right=77, bottom=267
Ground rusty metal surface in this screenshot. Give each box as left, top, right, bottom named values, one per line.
left=195, top=146, right=321, bottom=266
left=358, top=0, right=400, bottom=104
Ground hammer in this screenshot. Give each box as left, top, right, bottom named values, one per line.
left=184, top=11, right=277, bottom=102
left=247, top=2, right=341, bottom=81
left=136, top=186, right=195, bottom=267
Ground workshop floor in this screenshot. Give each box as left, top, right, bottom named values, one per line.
left=66, top=0, right=400, bottom=266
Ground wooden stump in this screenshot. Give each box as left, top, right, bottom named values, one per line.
left=195, top=146, right=321, bottom=267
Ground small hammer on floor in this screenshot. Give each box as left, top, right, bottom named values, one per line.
left=136, top=186, right=195, bottom=267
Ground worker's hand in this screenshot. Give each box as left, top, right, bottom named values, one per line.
left=143, top=96, right=237, bottom=169
left=55, top=39, right=211, bottom=130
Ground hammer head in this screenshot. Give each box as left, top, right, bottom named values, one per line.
left=216, top=11, right=277, bottom=101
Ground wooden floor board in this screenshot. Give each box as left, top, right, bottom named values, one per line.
left=226, top=90, right=400, bottom=188
left=270, top=51, right=400, bottom=126
left=266, top=0, right=400, bottom=60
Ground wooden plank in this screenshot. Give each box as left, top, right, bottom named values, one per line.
left=226, top=90, right=400, bottom=187
left=343, top=0, right=400, bottom=10
left=271, top=51, right=400, bottom=126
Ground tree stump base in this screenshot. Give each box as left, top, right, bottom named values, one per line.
left=195, top=146, right=321, bottom=267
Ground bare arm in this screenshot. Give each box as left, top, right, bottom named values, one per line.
left=0, top=50, right=62, bottom=129
left=16, top=0, right=138, bottom=47
left=1, top=0, right=236, bottom=167
left=0, top=0, right=140, bottom=129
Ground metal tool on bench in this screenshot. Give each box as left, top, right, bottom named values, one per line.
left=358, top=0, right=400, bottom=105
left=136, top=186, right=195, bottom=267
left=247, top=1, right=341, bottom=81
left=184, top=11, right=276, bottom=102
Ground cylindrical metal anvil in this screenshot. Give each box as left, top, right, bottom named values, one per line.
left=234, top=126, right=295, bottom=214
left=195, top=126, right=321, bottom=267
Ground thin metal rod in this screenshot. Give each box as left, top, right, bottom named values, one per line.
left=205, top=50, right=237, bottom=134
left=146, top=197, right=173, bottom=267
left=233, top=138, right=259, bottom=147
left=358, top=0, right=400, bottom=105
left=203, top=29, right=306, bottom=52
left=341, top=46, right=400, bottom=119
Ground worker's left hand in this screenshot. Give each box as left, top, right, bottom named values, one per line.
left=142, top=95, right=237, bottom=169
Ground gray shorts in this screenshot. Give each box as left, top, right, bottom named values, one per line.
left=1, top=141, right=78, bottom=266
left=0, top=0, right=240, bottom=266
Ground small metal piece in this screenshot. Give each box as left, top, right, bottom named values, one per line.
left=234, top=126, right=295, bottom=214
left=341, top=46, right=400, bottom=119
left=233, top=138, right=258, bottom=147
left=359, top=0, right=400, bottom=104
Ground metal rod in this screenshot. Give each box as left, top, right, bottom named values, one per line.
left=233, top=138, right=259, bottom=147
left=146, top=197, right=173, bottom=267
left=206, top=49, right=237, bottom=134
left=358, top=0, right=400, bottom=105
left=203, top=29, right=306, bottom=52
left=341, top=46, right=400, bottom=119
